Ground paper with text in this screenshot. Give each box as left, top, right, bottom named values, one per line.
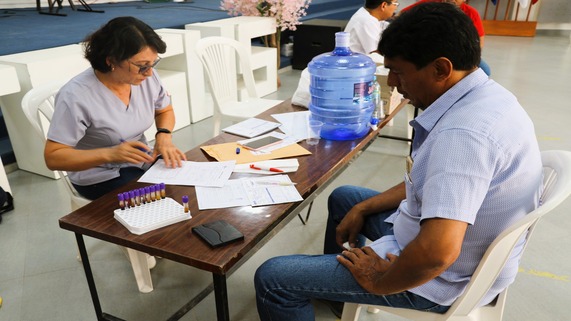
left=195, top=175, right=303, bottom=210
left=138, top=159, right=235, bottom=187
left=196, top=180, right=251, bottom=209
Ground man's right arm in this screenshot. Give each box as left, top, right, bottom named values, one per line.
left=336, top=182, right=405, bottom=248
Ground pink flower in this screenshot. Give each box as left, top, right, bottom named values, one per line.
left=220, top=0, right=312, bottom=31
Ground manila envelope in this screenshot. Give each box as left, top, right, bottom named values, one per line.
left=201, top=142, right=311, bottom=164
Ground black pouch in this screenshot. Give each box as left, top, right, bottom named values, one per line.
left=192, top=220, right=244, bottom=247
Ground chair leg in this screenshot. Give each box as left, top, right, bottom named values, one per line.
left=124, top=247, right=154, bottom=293
left=341, top=302, right=362, bottom=321
left=213, top=117, right=222, bottom=137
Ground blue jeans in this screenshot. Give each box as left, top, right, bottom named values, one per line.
left=254, top=185, right=449, bottom=321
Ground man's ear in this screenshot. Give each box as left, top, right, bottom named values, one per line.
left=432, top=57, right=453, bottom=81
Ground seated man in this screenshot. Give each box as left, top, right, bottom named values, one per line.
left=292, top=0, right=399, bottom=107
left=255, top=3, right=543, bottom=320
left=344, top=0, right=399, bottom=54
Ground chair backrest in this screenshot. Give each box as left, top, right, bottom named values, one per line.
left=21, top=81, right=63, bottom=139
left=446, top=150, right=571, bottom=316
left=194, top=36, right=259, bottom=112
left=21, top=81, right=90, bottom=210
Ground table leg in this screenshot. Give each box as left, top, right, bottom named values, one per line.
left=213, top=274, right=230, bottom=321
left=75, top=233, right=125, bottom=321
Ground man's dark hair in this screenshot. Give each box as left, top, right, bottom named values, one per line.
left=378, top=2, right=480, bottom=70
left=365, top=0, right=392, bottom=9
left=84, top=16, right=166, bottom=73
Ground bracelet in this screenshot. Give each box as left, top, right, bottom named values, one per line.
left=155, top=128, right=172, bottom=137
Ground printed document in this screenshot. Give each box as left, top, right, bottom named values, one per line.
left=138, top=159, right=235, bottom=187
left=195, top=175, right=303, bottom=209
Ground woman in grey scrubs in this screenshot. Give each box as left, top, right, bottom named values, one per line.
left=45, top=17, right=187, bottom=200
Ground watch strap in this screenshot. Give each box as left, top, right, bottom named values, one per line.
left=155, top=128, right=172, bottom=136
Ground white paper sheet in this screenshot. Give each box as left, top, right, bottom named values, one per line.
left=233, top=159, right=299, bottom=174
left=195, top=175, right=303, bottom=210
left=242, top=175, right=303, bottom=207
left=222, top=118, right=281, bottom=138
left=138, top=159, right=235, bottom=187
left=271, top=111, right=311, bottom=141
left=196, top=180, right=251, bottom=209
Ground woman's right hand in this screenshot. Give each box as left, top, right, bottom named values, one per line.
left=45, top=140, right=153, bottom=172
left=112, top=140, right=154, bottom=165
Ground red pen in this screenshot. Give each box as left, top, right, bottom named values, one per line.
left=250, top=164, right=284, bottom=173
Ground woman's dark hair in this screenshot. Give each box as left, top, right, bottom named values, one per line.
left=83, top=16, right=166, bottom=72
left=378, top=2, right=480, bottom=70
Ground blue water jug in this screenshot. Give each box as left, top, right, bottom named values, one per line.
left=308, top=32, right=376, bottom=140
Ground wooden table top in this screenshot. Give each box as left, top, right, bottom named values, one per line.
left=59, top=99, right=406, bottom=275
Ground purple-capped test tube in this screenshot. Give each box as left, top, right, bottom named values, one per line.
left=134, top=189, right=141, bottom=206
left=159, top=182, right=166, bottom=199
left=118, top=193, right=125, bottom=210
left=150, top=185, right=156, bottom=201
left=128, top=190, right=136, bottom=207
left=139, top=188, right=146, bottom=204
left=122, top=192, right=130, bottom=208
left=182, top=195, right=189, bottom=213
left=144, top=186, right=151, bottom=203
left=154, top=184, right=161, bottom=200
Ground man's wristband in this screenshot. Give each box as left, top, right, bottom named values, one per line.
left=155, top=128, right=172, bottom=137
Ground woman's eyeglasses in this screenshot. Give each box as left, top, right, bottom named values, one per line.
left=128, top=57, right=162, bottom=74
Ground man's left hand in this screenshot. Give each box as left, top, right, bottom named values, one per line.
left=337, top=247, right=398, bottom=294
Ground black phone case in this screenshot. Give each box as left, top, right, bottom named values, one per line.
left=192, top=220, right=244, bottom=247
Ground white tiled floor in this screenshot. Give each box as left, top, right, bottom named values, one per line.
left=0, top=33, right=570, bottom=321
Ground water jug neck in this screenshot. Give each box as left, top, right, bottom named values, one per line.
left=332, top=32, right=352, bottom=56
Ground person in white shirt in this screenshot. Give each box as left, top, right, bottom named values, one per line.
left=344, top=0, right=400, bottom=54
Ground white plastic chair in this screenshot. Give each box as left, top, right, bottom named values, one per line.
left=195, top=36, right=283, bottom=136
left=21, top=81, right=157, bottom=293
left=342, top=150, right=571, bottom=321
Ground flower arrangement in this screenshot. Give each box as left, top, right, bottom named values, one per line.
left=220, top=0, right=312, bottom=32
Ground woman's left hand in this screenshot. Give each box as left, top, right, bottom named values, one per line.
left=153, top=133, right=186, bottom=168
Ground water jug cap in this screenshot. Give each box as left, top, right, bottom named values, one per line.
left=335, top=32, right=350, bottom=48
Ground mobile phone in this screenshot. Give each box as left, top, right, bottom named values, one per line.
left=241, top=136, right=282, bottom=150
